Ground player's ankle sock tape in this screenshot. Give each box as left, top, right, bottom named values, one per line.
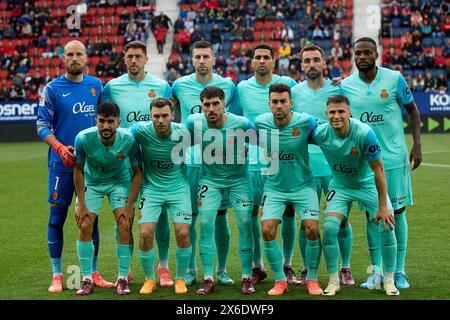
left=281, top=215, right=296, bottom=259
left=366, top=216, right=382, bottom=269
left=117, top=244, right=132, bottom=278
left=263, top=239, right=286, bottom=281
left=251, top=215, right=263, bottom=267
left=323, top=216, right=341, bottom=274
left=175, top=245, right=192, bottom=279
left=306, top=238, right=322, bottom=280
left=394, top=211, right=408, bottom=273
left=338, top=224, right=353, bottom=268
left=235, top=210, right=253, bottom=277
left=48, top=205, right=68, bottom=262
left=139, top=249, right=155, bottom=279
left=378, top=223, right=397, bottom=273
left=188, top=214, right=198, bottom=271
left=215, top=213, right=231, bottom=270
left=77, top=240, right=94, bottom=277
left=155, top=208, right=170, bottom=261
left=299, top=227, right=307, bottom=269
left=199, top=210, right=216, bottom=278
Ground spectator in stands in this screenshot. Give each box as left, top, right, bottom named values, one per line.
left=421, top=19, right=432, bottom=36
left=179, top=27, right=191, bottom=54
left=174, top=16, right=185, bottom=32
left=124, top=25, right=136, bottom=45
left=0, top=80, right=9, bottom=100
left=331, top=41, right=343, bottom=60
left=410, top=11, right=423, bottom=28
left=165, top=67, right=178, bottom=85
left=210, top=23, right=222, bottom=55
left=9, top=84, right=26, bottom=100
left=411, top=40, right=422, bottom=56
left=26, top=83, right=39, bottom=100
left=153, top=11, right=172, bottom=31
left=424, top=71, right=436, bottom=91
left=281, top=25, right=294, bottom=42
left=37, top=30, right=49, bottom=49
left=444, top=38, right=450, bottom=57
left=190, top=25, right=204, bottom=44
left=42, top=39, right=54, bottom=59
left=231, top=21, right=243, bottom=41
left=184, top=17, right=195, bottom=34
left=288, top=63, right=301, bottom=82
left=21, top=22, right=32, bottom=37
left=412, top=73, right=425, bottom=92
left=224, top=65, right=237, bottom=83
left=255, top=3, right=266, bottom=21
left=436, top=73, right=448, bottom=91
left=400, top=30, right=412, bottom=48
left=95, top=61, right=106, bottom=78
left=435, top=54, right=445, bottom=69
left=242, top=26, right=254, bottom=41
left=236, top=51, right=250, bottom=74
left=442, top=15, right=450, bottom=36
left=424, top=52, right=435, bottom=68
left=278, top=41, right=291, bottom=58
left=312, top=25, right=324, bottom=40
left=329, top=58, right=342, bottom=78
left=134, top=26, right=147, bottom=43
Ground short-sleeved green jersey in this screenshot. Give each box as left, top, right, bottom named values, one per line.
left=312, top=118, right=382, bottom=188
left=101, top=73, right=172, bottom=128
left=75, top=127, right=141, bottom=185
left=291, top=78, right=341, bottom=176
left=185, top=112, right=255, bottom=184
left=255, top=111, right=316, bottom=191
left=130, top=122, right=189, bottom=190
left=341, top=67, right=414, bottom=170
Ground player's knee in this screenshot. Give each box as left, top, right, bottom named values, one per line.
left=176, top=227, right=190, bottom=242
left=323, top=216, right=340, bottom=243
left=304, top=222, right=320, bottom=240
left=394, top=207, right=406, bottom=215
left=117, top=217, right=131, bottom=233
left=262, top=224, right=276, bottom=241
left=79, top=219, right=94, bottom=233
left=140, top=228, right=154, bottom=243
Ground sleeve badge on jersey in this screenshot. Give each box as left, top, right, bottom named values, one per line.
left=149, top=89, right=156, bottom=98
left=117, top=151, right=124, bottom=160
left=292, top=127, right=300, bottom=137
left=351, top=147, right=358, bottom=157
left=91, top=87, right=96, bottom=96
left=39, top=95, right=45, bottom=106
left=380, top=89, right=389, bottom=100
left=51, top=191, right=58, bottom=200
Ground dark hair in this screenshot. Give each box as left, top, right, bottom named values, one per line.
left=150, top=97, right=173, bottom=111
left=354, top=37, right=378, bottom=48
left=252, top=44, right=274, bottom=59
left=326, top=94, right=350, bottom=106
left=123, top=40, right=147, bottom=56
left=269, top=83, right=291, bottom=98
left=300, top=44, right=324, bottom=60
left=97, top=101, right=120, bottom=117
left=200, top=86, right=225, bottom=102
left=191, top=40, right=214, bottom=56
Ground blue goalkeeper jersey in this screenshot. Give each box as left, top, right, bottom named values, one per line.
left=36, top=74, right=103, bottom=172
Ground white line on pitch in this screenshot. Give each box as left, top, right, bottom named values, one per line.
left=421, top=162, right=450, bottom=168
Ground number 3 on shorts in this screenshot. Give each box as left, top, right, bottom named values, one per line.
left=138, top=197, right=146, bottom=210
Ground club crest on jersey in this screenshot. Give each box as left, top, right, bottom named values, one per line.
left=351, top=147, right=358, bottom=157
left=91, top=87, right=96, bottom=96
left=292, top=127, right=300, bottom=137
left=380, top=89, right=388, bottom=100
left=39, top=95, right=45, bottom=106
left=51, top=191, right=58, bottom=200
left=117, top=152, right=124, bottom=160
left=149, top=89, right=156, bottom=98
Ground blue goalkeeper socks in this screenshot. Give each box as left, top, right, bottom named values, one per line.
left=48, top=205, right=68, bottom=274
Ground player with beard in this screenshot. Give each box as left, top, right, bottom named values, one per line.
left=36, top=40, right=110, bottom=293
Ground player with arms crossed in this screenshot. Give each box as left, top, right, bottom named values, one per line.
left=172, top=41, right=236, bottom=286
left=255, top=83, right=323, bottom=296
left=101, top=40, right=174, bottom=286
left=291, top=44, right=354, bottom=285
left=341, top=37, right=422, bottom=289
left=73, top=101, right=142, bottom=296
left=36, top=40, right=111, bottom=292
left=312, top=94, right=399, bottom=296
left=130, top=98, right=193, bottom=295
left=185, top=86, right=256, bottom=295
left=229, top=44, right=300, bottom=285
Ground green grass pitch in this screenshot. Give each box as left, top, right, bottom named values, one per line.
left=0, top=134, right=449, bottom=300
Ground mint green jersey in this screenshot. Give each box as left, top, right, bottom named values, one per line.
left=101, top=73, right=172, bottom=128
left=312, top=118, right=382, bottom=188
left=172, top=73, right=236, bottom=124
left=130, top=122, right=189, bottom=190
left=185, top=112, right=255, bottom=184
left=291, top=78, right=341, bottom=177
left=255, top=111, right=316, bottom=192
left=341, top=67, right=414, bottom=170
left=75, top=127, right=141, bottom=185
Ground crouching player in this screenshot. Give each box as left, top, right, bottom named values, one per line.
left=73, top=101, right=143, bottom=296
left=130, top=98, right=192, bottom=295
left=312, top=94, right=399, bottom=296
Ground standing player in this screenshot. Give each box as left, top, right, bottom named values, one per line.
left=130, top=98, right=192, bottom=295
left=255, top=84, right=323, bottom=296
left=101, top=40, right=174, bottom=286
left=172, top=41, right=235, bottom=286
left=73, top=101, right=142, bottom=296
left=185, top=86, right=255, bottom=295
left=341, top=37, right=422, bottom=289
left=291, top=44, right=354, bottom=285
left=229, top=44, right=300, bottom=285
left=313, top=94, right=399, bottom=296
left=36, top=40, right=112, bottom=292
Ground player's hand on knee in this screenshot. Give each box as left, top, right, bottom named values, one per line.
left=375, top=208, right=395, bottom=232
left=52, top=142, right=76, bottom=167
left=75, top=205, right=90, bottom=228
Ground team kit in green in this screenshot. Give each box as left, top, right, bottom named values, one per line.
left=68, top=40, right=420, bottom=297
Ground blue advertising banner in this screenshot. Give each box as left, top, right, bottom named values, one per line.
left=408, top=92, right=450, bottom=115
left=0, top=100, right=39, bottom=124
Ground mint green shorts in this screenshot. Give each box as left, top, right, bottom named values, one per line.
left=324, top=180, right=393, bottom=219
left=261, top=184, right=320, bottom=221
left=385, top=166, right=413, bottom=210
left=249, top=170, right=265, bottom=206
left=137, top=184, right=192, bottom=224
left=82, top=183, right=130, bottom=215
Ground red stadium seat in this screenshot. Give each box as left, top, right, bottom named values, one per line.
left=106, top=7, right=115, bottom=16
left=253, top=31, right=262, bottom=41
left=435, top=47, right=443, bottom=57
left=89, top=56, right=100, bottom=65
left=274, top=20, right=284, bottom=29
left=28, top=68, right=36, bottom=78
left=0, top=69, right=8, bottom=79
left=393, top=37, right=401, bottom=49
left=342, top=59, right=353, bottom=71
left=382, top=37, right=391, bottom=49
left=263, top=31, right=272, bottom=40
left=88, top=7, right=96, bottom=16
left=97, top=7, right=106, bottom=15
left=264, top=21, right=274, bottom=31
left=254, top=21, right=264, bottom=31
left=100, top=56, right=109, bottom=64
left=0, top=2, right=7, bottom=10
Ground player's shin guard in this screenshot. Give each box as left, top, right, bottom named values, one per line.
left=251, top=215, right=263, bottom=268
left=215, top=212, right=230, bottom=271
left=263, top=239, right=286, bottom=281
left=338, top=224, right=353, bottom=268
left=139, top=249, right=155, bottom=280
left=379, top=223, right=397, bottom=273
left=117, top=244, right=132, bottom=278
left=281, top=215, right=296, bottom=265
left=48, top=205, right=69, bottom=274
left=156, top=208, right=170, bottom=267
left=306, top=239, right=322, bottom=280
left=394, top=209, right=407, bottom=273
left=188, top=213, right=198, bottom=272
left=366, top=214, right=382, bottom=270
left=92, top=215, right=99, bottom=272
left=235, top=210, right=254, bottom=277
left=323, top=216, right=341, bottom=274
left=176, top=246, right=192, bottom=280
left=77, top=240, right=94, bottom=277
left=299, top=228, right=307, bottom=269
left=199, top=211, right=217, bottom=278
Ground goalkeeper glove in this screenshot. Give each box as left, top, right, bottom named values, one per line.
left=52, top=141, right=76, bottom=167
